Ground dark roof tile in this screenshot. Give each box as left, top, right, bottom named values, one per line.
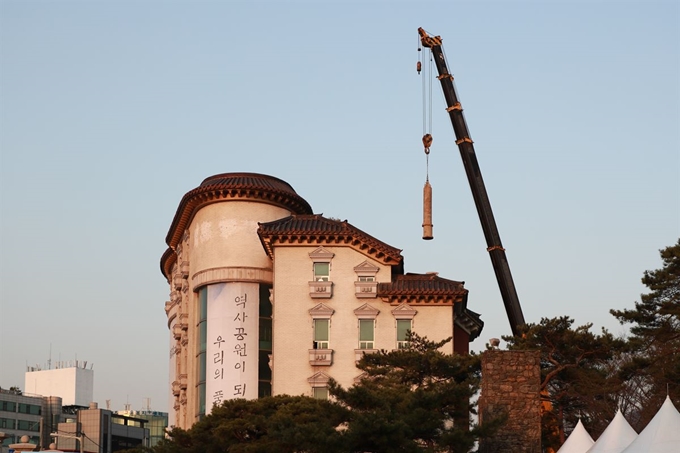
left=378, top=272, right=466, bottom=296
left=258, top=214, right=403, bottom=266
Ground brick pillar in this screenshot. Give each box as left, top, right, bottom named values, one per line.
left=478, top=350, right=541, bottom=453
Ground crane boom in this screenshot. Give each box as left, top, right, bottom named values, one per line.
left=418, top=27, right=525, bottom=336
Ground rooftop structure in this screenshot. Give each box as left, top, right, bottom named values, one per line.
left=24, top=363, right=93, bottom=408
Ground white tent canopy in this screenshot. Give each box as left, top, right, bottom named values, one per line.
left=620, top=396, right=680, bottom=453
left=557, top=419, right=595, bottom=453
left=585, top=409, right=637, bottom=453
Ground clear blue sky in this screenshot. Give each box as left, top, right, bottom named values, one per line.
left=1, top=0, right=678, bottom=413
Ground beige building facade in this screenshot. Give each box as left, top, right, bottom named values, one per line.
left=160, top=173, right=483, bottom=429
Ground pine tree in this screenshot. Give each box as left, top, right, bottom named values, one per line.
left=330, top=333, right=503, bottom=452
left=610, top=239, right=680, bottom=430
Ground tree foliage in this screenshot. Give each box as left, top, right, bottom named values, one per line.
left=610, top=239, right=680, bottom=430
left=154, top=395, right=348, bottom=453
left=152, top=334, right=499, bottom=452
left=330, top=333, right=502, bottom=452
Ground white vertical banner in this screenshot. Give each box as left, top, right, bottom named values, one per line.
left=206, top=282, right=259, bottom=413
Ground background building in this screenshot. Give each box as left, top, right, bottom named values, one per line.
left=55, top=403, right=149, bottom=453
left=160, top=173, right=483, bottom=429
left=24, top=363, right=94, bottom=408
left=0, top=389, right=42, bottom=449
left=0, top=389, right=68, bottom=452
left=115, top=410, right=168, bottom=447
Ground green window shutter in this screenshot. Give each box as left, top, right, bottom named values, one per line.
left=359, top=320, right=374, bottom=341
left=397, top=320, right=411, bottom=341
left=313, top=262, right=329, bottom=280
left=314, top=319, right=329, bottom=342
left=313, top=387, right=329, bottom=400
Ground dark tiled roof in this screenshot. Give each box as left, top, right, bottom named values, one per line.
left=378, top=273, right=482, bottom=340
left=378, top=272, right=466, bottom=296
left=161, top=173, right=313, bottom=276
left=454, top=306, right=484, bottom=341
left=257, top=214, right=403, bottom=267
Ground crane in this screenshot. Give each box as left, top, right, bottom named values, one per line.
left=418, top=27, right=526, bottom=336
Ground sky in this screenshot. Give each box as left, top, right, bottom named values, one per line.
left=1, top=0, right=678, bottom=413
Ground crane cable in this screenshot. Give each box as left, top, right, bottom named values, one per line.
left=418, top=33, right=434, bottom=240
left=419, top=35, right=434, bottom=180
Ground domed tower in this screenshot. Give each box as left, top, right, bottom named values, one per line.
left=161, top=173, right=312, bottom=428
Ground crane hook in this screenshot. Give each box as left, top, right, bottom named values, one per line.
left=422, top=133, right=432, bottom=154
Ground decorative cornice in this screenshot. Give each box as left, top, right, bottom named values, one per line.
left=391, top=303, right=418, bottom=320
left=309, top=303, right=334, bottom=319
left=354, top=303, right=380, bottom=319
left=307, top=372, right=331, bottom=386
left=308, top=246, right=334, bottom=262
left=354, top=260, right=380, bottom=276
left=192, top=266, right=273, bottom=290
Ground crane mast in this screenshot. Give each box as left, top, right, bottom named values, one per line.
left=418, top=27, right=525, bottom=336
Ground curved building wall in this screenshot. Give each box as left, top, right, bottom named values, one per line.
left=164, top=176, right=310, bottom=429
left=189, top=201, right=291, bottom=285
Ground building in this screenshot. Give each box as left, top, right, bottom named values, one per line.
left=115, top=410, right=167, bottom=447
left=0, top=389, right=42, bottom=450
left=160, top=172, right=483, bottom=429
left=0, top=388, right=68, bottom=452
left=55, top=403, right=149, bottom=453
left=24, top=363, right=94, bottom=408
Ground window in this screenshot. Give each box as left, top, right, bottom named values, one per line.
left=354, top=304, right=380, bottom=358
left=308, top=372, right=330, bottom=399
left=259, top=318, right=272, bottom=350
left=312, top=387, right=329, bottom=400
left=309, top=248, right=334, bottom=298
left=18, top=403, right=40, bottom=415
left=197, top=287, right=208, bottom=417
left=354, top=261, right=379, bottom=298
left=0, top=418, right=15, bottom=429
left=359, top=319, right=374, bottom=349
left=392, top=303, right=417, bottom=350
left=0, top=401, right=16, bottom=412
left=309, top=247, right=334, bottom=282
left=314, top=319, right=329, bottom=349
left=397, top=319, right=411, bottom=349
left=309, top=304, right=334, bottom=365
left=313, top=262, right=329, bottom=281
left=259, top=283, right=273, bottom=398
left=17, top=419, right=40, bottom=431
